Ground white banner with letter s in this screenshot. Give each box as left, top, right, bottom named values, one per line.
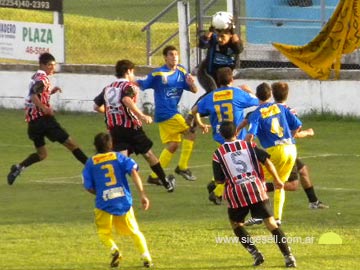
left=0, top=20, right=64, bottom=62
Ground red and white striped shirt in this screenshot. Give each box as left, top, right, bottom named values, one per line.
left=94, top=79, right=141, bottom=129
left=25, top=70, right=52, bottom=122
left=212, top=140, right=269, bottom=208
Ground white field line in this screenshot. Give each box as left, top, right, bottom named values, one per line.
left=27, top=152, right=359, bottom=192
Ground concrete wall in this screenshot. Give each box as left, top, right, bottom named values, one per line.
left=1, top=68, right=359, bottom=116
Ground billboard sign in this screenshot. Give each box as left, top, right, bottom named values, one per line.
left=0, top=20, right=64, bottom=62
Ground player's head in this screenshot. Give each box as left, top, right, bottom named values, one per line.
left=256, top=82, right=272, bottom=101
left=219, top=121, right=236, bottom=140
left=216, top=67, right=233, bottom=86
left=115, top=59, right=135, bottom=79
left=271, top=82, right=289, bottom=103
left=94, top=132, right=113, bottom=153
left=212, top=11, right=234, bottom=32
left=211, top=11, right=235, bottom=45
left=39, top=53, right=56, bottom=75
left=163, top=45, right=179, bottom=68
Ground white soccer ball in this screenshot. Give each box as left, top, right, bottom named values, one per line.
left=211, top=11, right=234, bottom=30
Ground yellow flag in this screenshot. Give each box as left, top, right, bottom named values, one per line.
left=272, top=0, right=360, bottom=80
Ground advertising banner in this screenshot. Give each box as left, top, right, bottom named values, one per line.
left=0, top=20, right=65, bottom=62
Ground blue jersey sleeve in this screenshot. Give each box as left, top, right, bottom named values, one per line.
left=117, top=153, right=139, bottom=175
left=82, top=160, right=94, bottom=191
left=137, top=74, right=154, bottom=91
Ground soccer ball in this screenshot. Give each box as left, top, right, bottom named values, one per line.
left=211, top=11, right=234, bottom=30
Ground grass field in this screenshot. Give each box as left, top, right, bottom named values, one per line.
left=0, top=109, right=359, bottom=269
left=0, top=1, right=230, bottom=65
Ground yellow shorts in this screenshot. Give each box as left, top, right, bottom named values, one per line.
left=158, top=114, right=189, bottom=144
left=95, top=207, right=140, bottom=236
left=263, top=144, right=297, bottom=183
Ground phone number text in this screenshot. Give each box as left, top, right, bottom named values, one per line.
left=0, top=0, right=55, bottom=10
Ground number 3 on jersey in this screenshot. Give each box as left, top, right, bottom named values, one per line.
left=101, top=164, right=117, bottom=186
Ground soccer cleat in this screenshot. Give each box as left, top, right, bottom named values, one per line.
left=207, top=181, right=216, bottom=193
left=244, top=218, right=263, bottom=226
left=208, top=191, right=222, bottom=205
left=110, top=250, right=121, bottom=268
left=309, top=200, right=329, bottom=209
left=253, top=251, right=265, bottom=266
left=284, top=254, right=297, bottom=268
left=174, top=166, right=197, bottom=181
left=275, top=219, right=282, bottom=226
left=143, top=260, right=154, bottom=268
left=7, top=164, right=22, bottom=185
left=163, top=174, right=176, bottom=193
left=147, top=175, right=162, bottom=186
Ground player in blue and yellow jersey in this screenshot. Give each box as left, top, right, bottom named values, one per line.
left=191, top=67, right=258, bottom=205
left=192, top=67, right=258, bottom=144
left=136, top=45, right=199, bottom=183
left=245, top=82, right=302, bottom=224
left=82, top=133, right=153, bottom=268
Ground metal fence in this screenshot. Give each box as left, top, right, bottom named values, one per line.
left=0, top=0, right=359, bottom=69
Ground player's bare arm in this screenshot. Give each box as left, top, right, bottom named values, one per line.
left=94, top=104, right=105, bottom=113
left=263, top=158, right=284, bottom=189
left=51, top=86, right=62, bottom=95
left=131, top=169, right=150, bottom=210
left=186, top=74, right=198, bottom=93
left=294, top=128, right=314, bottom=138
left=245, top=133, right=254, bottom=142
left=191, top=105, right=210, bottom=134
left=122, top=96, right=153, bottom=124
left=31, top=94, right=53, bottom=116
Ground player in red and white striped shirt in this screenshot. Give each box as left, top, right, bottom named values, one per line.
left=7, top=53, right=88, bottom=185
left=93, top=59, right=175, bottom=192
left=212, top=121, right=296, bottom=268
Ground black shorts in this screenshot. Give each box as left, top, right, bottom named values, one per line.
left=228, top=200, right=273, bottom=223
left=288, top=158, right=305, bottom=182
left=110, top=126, right=153, bottom=155
left=28, top=116, right=69, bottom=148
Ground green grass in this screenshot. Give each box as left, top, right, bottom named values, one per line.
left=0, top=1, right=230, bottom=65
left=0, top=109, right=359, bottom=269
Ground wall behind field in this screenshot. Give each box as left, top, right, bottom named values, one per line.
left=0, top=69, right=359, bottom=116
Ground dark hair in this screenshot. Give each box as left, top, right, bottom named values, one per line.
left=256, top=82, right=272, bottom=101
left=271, top=82, right=289, bottom=103
left=115, top=59, right=135, bottom=78
left=162, top=45, right=177, bottom=56
left=216, top=67, right=233, bottom=86
left=94, top=132, right=112, bottom=153
left=219, top=121, right=236, bottom=140
left=39, top=53, right=55, bottom=65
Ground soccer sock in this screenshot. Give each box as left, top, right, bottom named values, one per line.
left=233, top=226, right=258, bottom=255
left=266, top=182, right=275, bottom=192
left=150, top=162, right=167, bottom=184
left=304, top=186, right=318, bottom=203
left=72, top=148, right=88, bottom=164
left=178, top=139, right=194, bottom=170
left=131, top=230, right=151, bottom=260
left=271, top=228, right=291, bottom=256
left=150, top=149, right=173, bottom=178
left=213, top=183, right=225, bottom=197
left=20, top=153, right=41, bottom=168
left=273, top=188, right=286, bottom=221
